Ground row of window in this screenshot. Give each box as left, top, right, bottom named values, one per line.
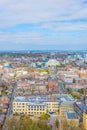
left=13, top=105, right=58, bottom=108
left=13, top=109, right=57, bottom=112
left=13, top=103, right=25, bottom=105
left=13, top=103, right=58, bottom=106
left=28, top=106, right=45, bottom=108
left=28, top=109, right=45, bottom=111
left=13, top=109, right=45, bottom=112
left=28, top=112, right=44, bottom=114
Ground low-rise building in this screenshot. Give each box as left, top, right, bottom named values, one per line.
left=83, top=110, right=87, bottom=130
left=59, top=101, right=74, bottom=116
left=74, top=102, right=87, bottom=130
left=66, top=110, right=79, bottom=127
left=13, top=96, right=59, bottom=116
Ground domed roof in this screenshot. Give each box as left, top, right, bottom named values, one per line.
left=46, top=59, right=60, bottom=66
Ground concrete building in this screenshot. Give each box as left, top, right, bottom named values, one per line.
left=74, top=102, right=87, bottom=130
left=66, top=110, right=79, bottom=127
left=59, top=101, right=74, bottom=116
left=46, top=59, right=60, bottom=67
left=13, top=96, right=59, bottom=116
left=58, top=94, right=75, bottom=116
left=83, top=110, right=87, bottom=130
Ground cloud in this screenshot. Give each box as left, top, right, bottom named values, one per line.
left=0, top=0, right=87, bottom=50
left=0, top=0, right=87, bottom=28
left=0, top=31, right=87, bottom=49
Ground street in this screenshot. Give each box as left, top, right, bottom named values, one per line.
left=2, top=82, right=17, bottom=130
left=48, top=114, right=63, bottom=130
left=58, top=80, right=67, bottom=94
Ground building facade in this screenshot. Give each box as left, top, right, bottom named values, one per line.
left=13, top=96, right=59, bottom=116
left=83, top=110, right=87, bottom=130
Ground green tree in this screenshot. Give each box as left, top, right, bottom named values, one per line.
left=0, top=108, right=2, bottom=114
left=62, top=120, right=84, bottom=130
left=40, top=113, right=50, bottom=120
left=5, top=115, right=51, bottom=130
left=55, top=119, right=59, bottom=128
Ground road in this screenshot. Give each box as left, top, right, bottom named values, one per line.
left=8, top=83, right=17, bottom=117
left=58, top=80, right=67, bottom=94
left=48, top=116, right=56, bottom=130
left=48, top=115, right=63, bottom=130
left=2, top=82, right=17, bottom=130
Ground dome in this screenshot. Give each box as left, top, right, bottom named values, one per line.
left=46, top=59, right=60, bottom=66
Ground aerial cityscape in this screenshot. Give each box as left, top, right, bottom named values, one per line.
left=0, top=51, right=86, bottom=130
left=0, top=0, right=87, bottom=130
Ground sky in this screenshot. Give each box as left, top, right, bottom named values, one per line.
left=0, top=0, right=87, bottom=50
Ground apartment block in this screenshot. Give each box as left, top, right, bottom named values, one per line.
left=13, top=96, right=59, bottom=116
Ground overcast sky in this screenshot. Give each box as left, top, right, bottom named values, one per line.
left=0, top=0, right=87, bottom=50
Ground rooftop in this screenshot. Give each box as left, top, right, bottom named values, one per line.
left=75, top=102, right=87, bottom=113
left=67, top=110, right=78, bottom=119
left=13, top=96, right=57, bottom=103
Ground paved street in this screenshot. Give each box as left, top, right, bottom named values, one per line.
left=48, top=116, right=56, bottom=130
left=48, top=114, right=63, bottom=130
left=8, top=83, right=17, bottom=117
left=58, top=80, right=67, bottom=94
left=2, top=82, right=17, bottom=130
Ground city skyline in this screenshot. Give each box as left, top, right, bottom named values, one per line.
left=0, top=0, right=87, bottom=50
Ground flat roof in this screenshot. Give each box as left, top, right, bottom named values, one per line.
left=67, top=111, right=78, bottom=119
left=75, top=102, right=87, bottom=113
left=13, top=96, right=57, bottom=103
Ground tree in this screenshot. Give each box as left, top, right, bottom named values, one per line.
left=0, top=108, right=2, bottom=114
left=55, top=119, right=59, bottom=128
left=62, top=119, right=84, bottom=130
left=40, top=113, right=50, bottom=120
left=78, top=89, right=83, bottom=94
left=14, top=74, right=17, bottom=78
left=5, top=115, right=51, bottom=130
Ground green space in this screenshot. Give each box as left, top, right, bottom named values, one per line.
left=5, top=115, right=52, bottom=130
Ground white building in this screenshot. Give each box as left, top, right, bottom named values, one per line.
left=46, top=59, right=60, bottom=67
